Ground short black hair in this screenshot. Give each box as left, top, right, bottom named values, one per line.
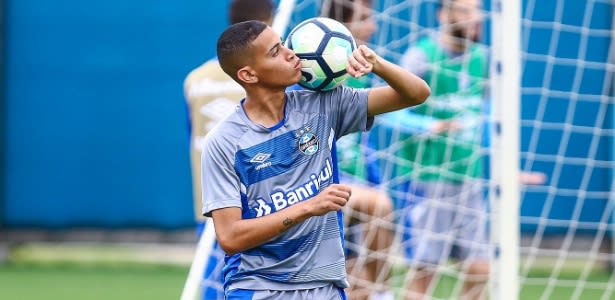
left=229, top=0, right=275, bottom=25
left=322, top=0, right=372, bottom=23
left=216, top=21, right=268, bottom=82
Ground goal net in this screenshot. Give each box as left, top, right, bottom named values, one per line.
left=182, top=0, right=615, bottom=299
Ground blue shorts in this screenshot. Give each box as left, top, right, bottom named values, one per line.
left=226, top=284, right=346, bottom=300
left=397, top=181, right=490, bottom=266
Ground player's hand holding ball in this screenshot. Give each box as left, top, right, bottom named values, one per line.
left=346, top=45, right=381, bottom=78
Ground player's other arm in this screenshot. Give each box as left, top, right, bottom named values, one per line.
left=346, top=45, right=431, bottom=116
left=210, top=184, right=352, bottom=255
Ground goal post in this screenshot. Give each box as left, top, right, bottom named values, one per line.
left=489, top=0, right=521, bottom=299
left=272, top=0, right=297, bottom=37
left=180, top=217, right=217, bottom=300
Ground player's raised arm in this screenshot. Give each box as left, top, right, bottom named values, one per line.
left=346, top=45, right=431, bottom=116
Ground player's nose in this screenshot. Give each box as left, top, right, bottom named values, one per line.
left=282, top=44, right=296, bottom=59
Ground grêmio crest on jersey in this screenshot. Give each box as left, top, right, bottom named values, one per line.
left=296, top=125, right=319, bottom=155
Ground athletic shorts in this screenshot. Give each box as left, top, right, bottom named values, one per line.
left=398, top=180, right=490, bottom=266
left=226, top=284, right=347, bottom=300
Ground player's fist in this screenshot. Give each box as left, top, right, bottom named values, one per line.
left=308, top=184, right=352, bottom=216
left=346, top=45, right=380, bottom=78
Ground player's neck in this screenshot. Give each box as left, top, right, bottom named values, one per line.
left=243, top=89, right=286, bottom=128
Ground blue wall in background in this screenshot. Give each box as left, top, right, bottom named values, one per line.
left=3, top=0, right=230, bottom=228
left=518, top=0, right=613, bottom=234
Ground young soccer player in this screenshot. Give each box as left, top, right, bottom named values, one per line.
left=201, top=20, right=430, bottom=299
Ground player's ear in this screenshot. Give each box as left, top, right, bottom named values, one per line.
left=237, top=67, right=258, bottom=84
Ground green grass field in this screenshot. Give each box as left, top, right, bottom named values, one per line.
left=0, top=262, right=189, bottom=300
left=2, top=262, right=613, bottom=300
left=390, top=268, right=615, bottom=300
left=387, top=262, right=615, bottom=300
left=1, top=244, right=614, bottom=300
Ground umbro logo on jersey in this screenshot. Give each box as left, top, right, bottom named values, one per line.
left=250, top=152, right=272, bottom=171
left=250, top=153, right=271, bottom=163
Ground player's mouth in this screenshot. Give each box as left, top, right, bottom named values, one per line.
left=294, top=60, right=302, bottom=70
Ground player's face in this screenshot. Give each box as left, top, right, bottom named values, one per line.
left=442, top=0, right=483, bottom=42
left=250, top=27, right=302, bottom=87
left=346, top=1, right=377, bottom=44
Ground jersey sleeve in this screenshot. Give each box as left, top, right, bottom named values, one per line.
left=328, top=85, right=372, bottom=138
left=200, top=133, right=242, bottom=217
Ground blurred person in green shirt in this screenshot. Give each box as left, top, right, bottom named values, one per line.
left=394, top=0, right=489, bottom=299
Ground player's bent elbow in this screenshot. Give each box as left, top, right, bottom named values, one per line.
left=415, top=80, right=431, bottom=104
left=216, top=235, right=242, bottom=255
left=213, top=227, right=243, bottom=255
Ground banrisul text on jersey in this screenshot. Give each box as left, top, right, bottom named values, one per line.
left=254, top=158, right=332, bottom=216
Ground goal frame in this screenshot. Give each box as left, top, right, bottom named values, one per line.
left=489, top=0, right=521, bottom=299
